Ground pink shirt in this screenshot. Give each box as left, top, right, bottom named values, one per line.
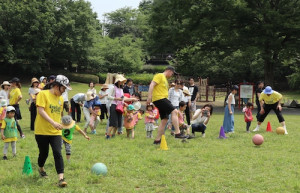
left=112, top=86, right=124, bottom=105
left=243, top=107, right=253, bottom=122
left=145, top=110, right=155, bottom=123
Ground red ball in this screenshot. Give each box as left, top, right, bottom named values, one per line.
left=252, top=134, right=264, bottom=146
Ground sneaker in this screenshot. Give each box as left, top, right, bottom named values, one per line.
left=3, top=156, right=8, bottom=160
left=58, top=178, right=67, bottom=187
left=153, top=139, right=161, bottom=145
left=253, top=127, right=259, bottom=132
left=38, top=169, right=48, bottom=178
left=170, top=132, right=175, bottom=136
left=202, top=133, right=206, bottom=138
left=106, top=135, right=110, bottom=139
left=21, top=134, right=25, bottom=139
left=26, top=99, right=30, bottom=105
left=285, top=131, right=288, bottom=135
left=187, top=135, right=194, bottom=139
left=175, top=133, right=188, bottom=139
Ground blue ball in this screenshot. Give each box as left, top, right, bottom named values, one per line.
left=91, top=163, right=107, bottom=176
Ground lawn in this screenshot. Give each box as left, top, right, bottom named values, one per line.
left=1, top=82, right=300, bottom=193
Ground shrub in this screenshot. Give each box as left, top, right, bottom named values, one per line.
left=66, top=73, right=99, bottom=84
left=139, top=65, right=166, bottom=74
left=128, top=73, right=154, bottom=85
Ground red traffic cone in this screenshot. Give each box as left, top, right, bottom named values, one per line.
left=266, top=121, right=273, bottom=132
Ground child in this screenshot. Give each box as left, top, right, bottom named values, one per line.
left=89, top=100, right=101, bottom=134
left=39, top=76, right=47, bottom=89
left=1, top=106, right=17, bottom=160
left=145, top=103, right=155, bottom=138
left=123, top=104, right=136, bottom=139
left=243, top=102, right=253, bottom=133
left=178, top=101, right=192, bottom=138
left=61, top=115, right=90, bottom=162
left=223, top=85, right=239, bottom=133
left=0, top=99, right=7, bottom=122
left=153, top=105, right=160, bottom=128
left=133, top=108, right=143, bottom=130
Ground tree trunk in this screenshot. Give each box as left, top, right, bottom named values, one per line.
left=263, top=41, right=274, bottom=87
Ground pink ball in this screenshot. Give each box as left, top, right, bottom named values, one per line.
left=252, top=134, right=264, bottom=146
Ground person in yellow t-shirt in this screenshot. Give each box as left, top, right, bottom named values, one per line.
left=253, top=86, right=287, bottom=134
left=9, top=77, right=24, bottom=138
left=34, top=75, right=71, bottom=187
left=147, top=66, right=187, bottom=145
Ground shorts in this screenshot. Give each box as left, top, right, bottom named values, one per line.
left=63, top=101, right=69, bottom=113
left=153, top=98, right=175, bottom=120
left=13, top=104, right=22, bottom=120
left=109, top=104, right=122, bottom=128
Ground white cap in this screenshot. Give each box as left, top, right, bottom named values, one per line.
left=7, top=106, right=15, bottom=112
left=55, top=75, right=72, bottom=90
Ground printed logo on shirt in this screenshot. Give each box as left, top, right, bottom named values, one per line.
left=49, top=104, right=61, bottom=114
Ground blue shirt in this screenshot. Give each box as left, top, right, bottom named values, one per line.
left=84, top=96, right=99, bottom=108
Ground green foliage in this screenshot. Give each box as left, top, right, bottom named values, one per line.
left=65, top=72, right=99, bottom=84
left=128, top=73, right=154, bottom=85
left=139, top=65, right=166, bottom=74
left=92, top=35, right=145, bottom=73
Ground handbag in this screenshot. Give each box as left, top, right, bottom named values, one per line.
left=116, top=101, right=124, bottom=114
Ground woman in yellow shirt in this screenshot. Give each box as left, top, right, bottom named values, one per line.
left=34, top=75, right=71, bottom=187
left=9, top=77, right=24, bottom=138
left=253, top=86, right=287, bottom=134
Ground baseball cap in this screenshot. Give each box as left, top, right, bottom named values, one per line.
left=165, top=66, right=178, bottom=75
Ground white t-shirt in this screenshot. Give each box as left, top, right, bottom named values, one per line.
left=28, top=87, right=41, bottom=103
left=99, top=90, right=108, bottom=104
left=168, top=88, right=183, bottom=107
left=226, top=93, right=235, bottom=105
left=62, top=90, right=69, bottom=102
left=87, top=88, right=97, bottom=95
left=191, top=109, right=208, bottom=125
left=0, top=90, right=9, bottom=104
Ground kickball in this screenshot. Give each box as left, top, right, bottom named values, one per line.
left=276, top=127, right=285, bottom=135
left=91, top=163, right=107, bottom=176
left=252, top=134, right=264, bottom=146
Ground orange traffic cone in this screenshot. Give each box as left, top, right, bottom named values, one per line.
left=266, top=121, right=273, bottom=132
left=158, top=135, right=169, bottom=150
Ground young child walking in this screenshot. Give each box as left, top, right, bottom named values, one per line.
left=1, top=106, right=17, bottom=160
left=123, top=104, right=136, bottom=139
left=145, top=103, right=155, bottom=138
left=89, top=100, right=101, bottom=134
left=243, top=102, right=253, bottom=133
left=223, top=85, right=239, bottom=133
left=61, top=115, right=90, bottom=162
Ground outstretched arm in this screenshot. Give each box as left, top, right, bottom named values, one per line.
left=78, top=129, right=90, bottom=140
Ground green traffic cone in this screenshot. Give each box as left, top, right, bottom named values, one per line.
left=22, top=155, right=33, bottom=175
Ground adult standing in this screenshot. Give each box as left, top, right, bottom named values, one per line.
left=253, top=86, right=288, bottom=134
left=255, top=81, right=264, bottom=120
left=83, top=92, right=99, bottom=134
left=182, top=87, right=192, bottom=125
left=123, top=78, right=135, bottom=96
left=147, top=66, right=187, bottom=144
left=107, top=74, right=138, bottom=138
left=9, top=77, right=24, bottom=138
left=28, top=78, right=41, bottom=131
left=188, top=78, right=198, bottom=121
left=0, top=81, right=11, bottom=103
left=70, top=93, right=86, bottom=122
left=87, top=82, right=97, bottom=95
left=99, top=84, right=109, bottom=123
left=34, top=75, right=71, bottom=187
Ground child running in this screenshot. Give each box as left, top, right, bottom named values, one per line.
left=145, top=103, right=155, bottom=138
left=61, top=115, right=90, bottom=162
left=89, top=100, right=101, bottom=134
left=123, top=104, right=136, bottom=139
left=1, top=106, right=18, bottom=160
left=242, top=102, right=253, bottom=133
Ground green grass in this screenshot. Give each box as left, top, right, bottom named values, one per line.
left=1, top=83, right=300, bottom=192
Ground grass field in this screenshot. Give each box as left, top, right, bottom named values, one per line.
left=1, top=82, right=300, bottom=193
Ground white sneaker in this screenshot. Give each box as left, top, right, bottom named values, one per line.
left=202, top=133, right=206, bottom=138
left=253, top=128, right=259, bottom=132
left=285, top=130, right=288, bottom=135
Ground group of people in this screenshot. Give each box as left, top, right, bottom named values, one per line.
left=0, top=66, right=289, bottom=188
left=222, top=81, right=288, bottom=135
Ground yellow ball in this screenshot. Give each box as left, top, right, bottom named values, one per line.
left=276, top=127, right=285, bottom=135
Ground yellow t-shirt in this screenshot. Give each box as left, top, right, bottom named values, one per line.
left=152, top=73, right=169, bottom=102
left=1, top=119, right=17, bottom=142
left=39, top=83, right=45, bottom=89
left=259, top=91, right=282, bottom=104
left=34, top=90, right=64, bottom=135
left=9, top=88, right=22, bottom=105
